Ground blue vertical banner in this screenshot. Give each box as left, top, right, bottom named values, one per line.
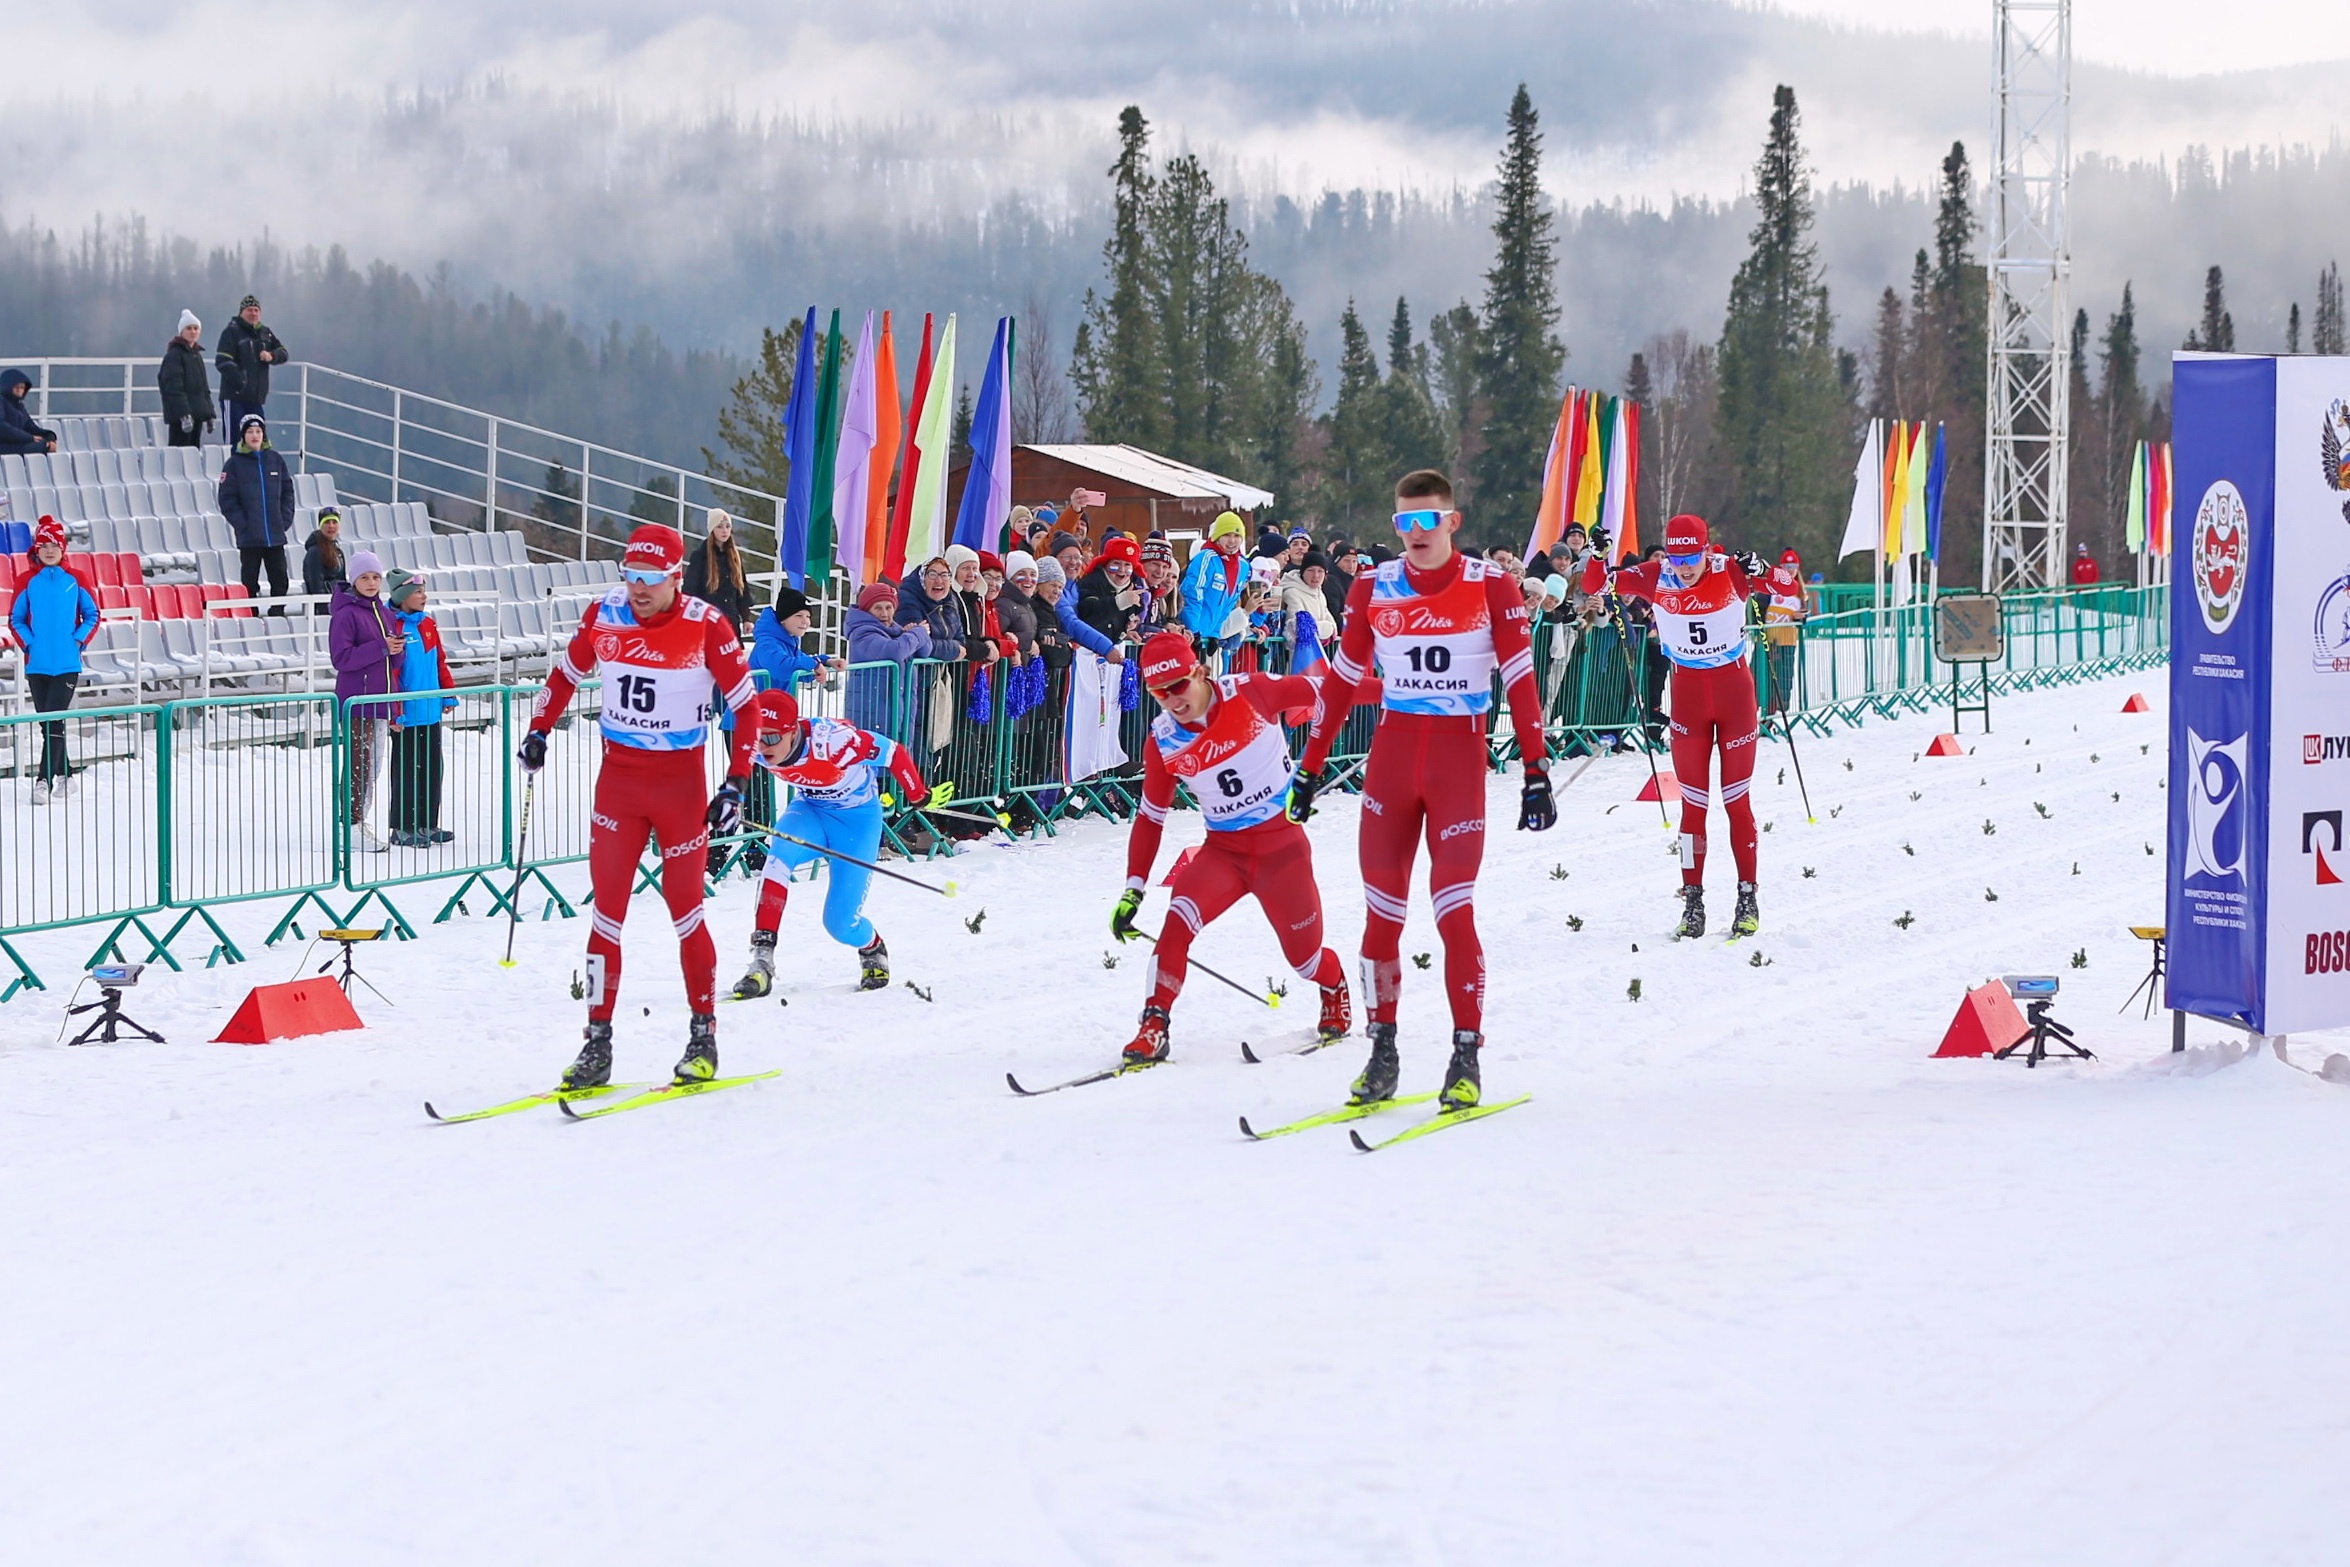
left=2166, top=356, right=2276, bottom=1030
left=778, top=307, right=821, bottom=587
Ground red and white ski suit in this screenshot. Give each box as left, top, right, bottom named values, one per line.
left=1587, top=551, right=1764, bottom=887
left=1127, top=671, right=1342, bottom=1014
left=1303, top=554, right=1545, bottom=1033
left=531, top=591, right=756, bottom=1019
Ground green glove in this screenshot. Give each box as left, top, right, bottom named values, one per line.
left=1111, top=887, right=1145, bottom=943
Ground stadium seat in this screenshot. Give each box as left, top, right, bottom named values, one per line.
left=92, top=554, right=123, bottom=588
left=221, top=583, right=254, bottom=617
left=93, top=450, right=123, bottom=484
left=98, top=585, right=130, bottom=611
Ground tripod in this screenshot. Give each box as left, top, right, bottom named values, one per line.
left=317, top=928, right=393, bottom=1008
left=2120, top=927, right=2166, bottom=1020
left=1995, top=998, right=2094, bottom=1069
left=66, top=986, right=165, bottom=1046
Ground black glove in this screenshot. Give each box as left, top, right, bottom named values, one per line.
left=1518, top=764, right=1557, bottom=832
left=517, top=729, right=547, bottom=773
left=1287, top=767, right=1324, bottom=824
left=1111, top=887, right=1145, bottom=943
left=1735, top=550, right=1766, bottom=579
left=707, top=777, right=746, bottom=837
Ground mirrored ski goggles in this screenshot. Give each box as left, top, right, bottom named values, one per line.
left=755, top=729, right=793, bottom=747
left=622, top=566, right=673, bottom=585
left=1392, top=508, right=1449, bottom=532
left=1664, top=551, right=1705, bottom=571
left=1146, top=674, right=1197, bottom=699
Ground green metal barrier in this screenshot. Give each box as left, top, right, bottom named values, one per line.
left=0, top=701, right=165, bottom=997
left=164, top=694, right=341, bottom=953
left=341, top=688, right=515, bottom=930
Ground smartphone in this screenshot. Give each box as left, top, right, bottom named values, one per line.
left=1077, top=489, right=1107, bottom=508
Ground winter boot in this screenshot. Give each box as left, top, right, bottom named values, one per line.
left=731, top=930, right=777, bottom=1000
left=1121, top=1005, right=1172, bottom=1066
left=1675, top=884, right=1706, bottom=940
left=1731, top=881, right=1760, bottom=938
left=1440, top=1029, right=1483, bottom=1111
left=1350, top=1022, right=1401, bottom=1106
left=561, top=1020, right=614, bottom=1090
left=857, top=934, right=890, bottom=992
left=1316, top=976, right=1353, bottom=1044
left=29, top=780, right=50, bottom=806
left=673, top=1013, right=719, bottom=1084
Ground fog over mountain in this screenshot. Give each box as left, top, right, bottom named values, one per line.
left=6, top=1, right=2348, bottom=422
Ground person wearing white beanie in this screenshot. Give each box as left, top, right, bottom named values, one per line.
left=159, top=309, right=216, bottom=447
left=1004, top=550, right=1039, bottom=582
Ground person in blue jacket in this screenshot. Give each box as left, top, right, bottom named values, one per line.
left=1180, top=509, right=1249, bottom=664
left=9, top=517, right=100, bottom=803
left=1034, top=556, right=1125, bottom=664
left=217, top=413, right=296, bottom=609
left=751, top=583, right=842, bottom=697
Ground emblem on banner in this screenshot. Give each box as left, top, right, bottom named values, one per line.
left=2323, top=400, right=2350, bottom=522
left=2305, top=811, right=2345, bottom=886
left=2315, top=572, right=2350, bottom=673
left=2192, top=481, right=2249, bottom=634
left=2186, top=727, right=2250, bottom=882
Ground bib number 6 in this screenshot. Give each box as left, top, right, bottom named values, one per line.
left=1216, top=767, right=1244, bottom=799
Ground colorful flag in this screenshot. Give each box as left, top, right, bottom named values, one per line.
left=952, top=316, right=1015, bottom=553
left=1900, top=420, right=1929, bottom=558
left=805, top=310, right=845, bottom=588
left=832, top=311, right=879, bottom=588
left=865, top=312, right=901, bottom=585
left=1617, top=399, right=1642, bottom=561
left=1572, top=394, right=1606, bottom=526
left=2152, top=442, right=2173, bottom=555
left=884, top=314, right=935, bottom=583
left=1923, top=422, right=1948, bottom=561
left=1523, top=386, right=1578, bottom=560
left=778, top=307, right=821, bottom=587
left=1281, top=613, right=1327, bottom=725
left=1881, top=420, right=1910, bottom=558
left=1599, top=396, right=1630, bottom=553
left=2124, top=440, right=2148, bottom=553
left=902, top=313, right=957, bottom=569
left=1839, top=420, right=1884, bottom=559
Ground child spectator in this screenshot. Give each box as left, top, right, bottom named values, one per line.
left=9, top=517, right=100, bottom=803
left=329, top=550, right=401, bottom=851
left=383, top=569, right=457, bottom=848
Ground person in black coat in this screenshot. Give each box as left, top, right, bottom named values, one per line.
left=218, top=414, right=297, bottom=607
left=1, top=368, right=57, bottom=457
left=1074, top=532, right=1142, bottom=645
left=157, top=311, right=217, bottom=447
left=681, top=508, right=754, bottom=632
left=215, top=295, right=290, bottom=435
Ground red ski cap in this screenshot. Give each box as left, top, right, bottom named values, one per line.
left=1140, top=632, right=1199, bottom=689
left=1780, top=547, right=1802, bottom=566
left=752, top=688, right=801, bottom=737
left=1663, top=515, right=1709, bottom=554
left=623, top=523, right=685, bottom=577
left=1096, top=533, right=1141, bottom=566
left=33, top=514, right=68, bottom=552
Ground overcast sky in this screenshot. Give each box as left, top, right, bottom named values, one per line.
left=1758, top=0, right=2332, bottom=76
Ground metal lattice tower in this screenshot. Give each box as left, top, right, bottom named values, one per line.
left=1982, top=0, right=2072, bottom=591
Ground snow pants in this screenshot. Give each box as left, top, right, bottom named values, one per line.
left=1356, top=712, right=1490, bottom=1033
left=1668, top=659, right=1760, bottom=888
left=585, top=745, right=717, bottom=1020
left=755, top=794, right=883, bottom=949
left=1147, top=821, right=1341, bottom=1015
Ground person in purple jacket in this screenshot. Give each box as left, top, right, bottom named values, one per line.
left=328, top=550, right=403, bottom=851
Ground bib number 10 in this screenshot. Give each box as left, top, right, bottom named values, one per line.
left=1402, top=645, right=1452, bottom=673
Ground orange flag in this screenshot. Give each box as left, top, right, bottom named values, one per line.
left=865, top=311, right=902, bottom=585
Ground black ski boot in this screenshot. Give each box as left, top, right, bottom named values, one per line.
left=673, top=1012, right=718, bottom=1084
left=1675, top=884, right=1706, bottom=940
left=732, top=930, right=777, bottom=999
left=858, top=933, right=890, bottom=992
left=1350, top=1021, right=1400, bottom=1106
left=1731, top=881, right=1760, bottom=938
left=1440, top=1029, right=1483, bottom=1111
left=562, top=1020, right=614, bottom=1090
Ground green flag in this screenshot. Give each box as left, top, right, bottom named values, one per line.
left=807, top=309, right=845, bottom=587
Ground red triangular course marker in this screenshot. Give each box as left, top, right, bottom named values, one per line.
left=1934, top=981, right=2032, bottom=1058
left=1925, top=733, right=1965, bottom=757
left=2121, top=693, right=2151, bottom=713
left=1636, top=771, right=1680, bottom=803
left=213, top=979, right=365, bottom=1044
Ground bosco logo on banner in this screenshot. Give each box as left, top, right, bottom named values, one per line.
left=2193, top=480, right=2249, bottom=633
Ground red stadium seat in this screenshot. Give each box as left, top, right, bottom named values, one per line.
left=0, top=556, right=16, bottom=592
left=170, top=585, right=204, bottom=617
left=64, top=553, right=98, bottom=594
left=113, top=551, right=142, bottom=585
left=221, top=583, right=255, bottom=617
left=129, top=586, right=156, bottom=619
left=92, top=554, right=123, bottom=588
left=98, top=585, right=130, bottom=611
left=0, top=589, right=12, bottom=641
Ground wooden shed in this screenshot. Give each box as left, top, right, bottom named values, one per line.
left=948, top=444, right=1275, bottom=553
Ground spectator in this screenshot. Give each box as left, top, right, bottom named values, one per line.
left=1035, top=554, right=1123, bottom=663
left=977, top=551, right=1022, bottom=664
left=214, top=294, right=289, bottom=435
left=1324, top=541, right=1360, bottom=630
left=329, top=551, right=401, bottom=851
left=995, top=551, right=1044, bottom=661
left=684, top=509, right=754, bottom=632
left=845, top=580, right=931, bottom=735
left=1180, top=509, right=1247, bottom=658
left=897, top=552, right=992, bottom=663
left=218, top=413, right=295, bottom=608
left=1006, top=505, right=1036, bottom=551
left=1253, top=523, right=1288, bottom=561
left=301, top=505, right=347, bottom=610
left=0, top=369, right=57, bottom=457
left=1283, top=527, right=1313, bottom=569
left=1049, top=530, right=1088, bottom=583
left=753, top=582, right=841, bottom=695
left=9, top=517, right=99, bottom=804
left=1282, top=549, right=1338, bottom=649
left=946, top=545, right=1004, bottom=666
left=157, top=311, right=216, bottom=448
left=1135, top=535, right=1181, bottom=638
left=1761, top=548, right=1808, bottom=715
left=383, top=569, right=457, bottom=848
left=1242, top=554, right=1283, bottom=644
left=2070, top=542, right=2101, bottom=586
left=1076, top=532, right=1142, bottom=645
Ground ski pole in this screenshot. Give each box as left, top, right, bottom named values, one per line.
left=499, top=770, right=538, bottom=969
left=1775, top=713, right=1817, bottom=824
left=1133, top=929, right=1281, bottom=1009
left=744, top=818, right=961, bottom=897
left=1604, top=591, right=1672, bottom=827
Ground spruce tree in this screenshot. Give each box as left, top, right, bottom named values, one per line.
left=2288, top=302, right=2303, bottom=354
left=702, top=317, right=804, bottom=532
left=1428, top=302, right=1485, bottom=482
left=1868, top=287, right=1906, bottom=419
left=2066, top=308, right=2109, bottom=567
left=1321, top=301, right=1387, bottom=532
left=1918, top=143, right=1987, bottom=581
left=1475, top=85, right=1566, bottom=542
left=1715, top=85, right=1850, bottom=562
left=1374, top=297, right=1447, bottom=483
left=1071, top=107, right=1168, bottom=448
left=2098, top=283, right=2147, bottom=534
left=2184, top=265, right=2234, bottom=351
left=2314, top=262, right=2345, bottom=356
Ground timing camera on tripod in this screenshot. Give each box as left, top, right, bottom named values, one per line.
left=61, top=963, right=165, bottom=1047
left=1991, top=974, right=2092, bottom=1068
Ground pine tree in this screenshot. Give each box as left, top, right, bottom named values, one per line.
left=1644, top=330, right=1726, bottom=524
left=2098, top=283, right=2147, bottom=539
left=1475, top=85, right=1566, bottom=543
left=1427, top=302, right=1485, bottom=483
left=1716, top=85, right=1850, bottom=562
left=1374, top=297, right=1447, bottom=484
left=2184, top=265, right=2234, bottom=351
left=953, top=383, right=975, bottom=461
left=1321, top=301, right=1388, bottom=532
left=1915, top=143, right=1987, bottom=581
left=1071, top=107, right=1168, bottom=448
left=2288, top=302, right=2303, bottom=355
left=701, top=317, right=804, bottom=531
left=2315, top=262, right=2345, bottom=356
left=1258, top=317, right=1319, bottom=526
left=2066, top=308, right=2110, bottom=568
left=1868, top=287, right=1906, bottom=419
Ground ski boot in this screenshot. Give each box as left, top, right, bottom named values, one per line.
left=857, top=934, right=890, bottom=992
left=1731, top=881, right=1760, bottom=938
left=1121, top=1005, right=1171, bottom=1066
left=1316, top=976, right=1353, bottom=1045
left=732, top=931, right=777, bottom=999
left=562, top=1020, right=614, bottom=1090
left=1675, top=884, right=1706, bottom=940
left=1440, top=1029, right=1483, bottom=1111
left=673, top=1013, right=719, bottom=1084
left=1350, top=1022, right=1400, bottom=1105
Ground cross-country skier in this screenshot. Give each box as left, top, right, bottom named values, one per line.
left=519, top=523, right=757, bottom=1088
left=1291, top=469, right=1555, bottom=1112
left=730, top=687, right=928, bottom=999
left=1109, top=633, right=1352, bottom=1064
left=1582, top=514, right=1769, bottom=939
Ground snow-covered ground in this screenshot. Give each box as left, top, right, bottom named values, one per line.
left=6, top=669, right=2348, bottom=1566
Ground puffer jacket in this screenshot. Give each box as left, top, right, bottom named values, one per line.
left=0, top=369, right=57, bottom=456
left=328, top=584, right=402, bottom=706
left=157, top=339, right=216, bottom=433
left=1075, top=561, right=1140, bottom=645
left=845, top=605, right=932, bottom=734
left=392, top=608, right=457, bottom=728
left=214, top=317, right=290, bottom=404
left=894, top=571, right=977, bottom=661
left=994, top=585, right=1041, bottom=658
left=8, top=561, right=100, bottom=676
left=218, top=442, right=295, bottom=548
left=1180, top=545, right=1244, bottom=639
